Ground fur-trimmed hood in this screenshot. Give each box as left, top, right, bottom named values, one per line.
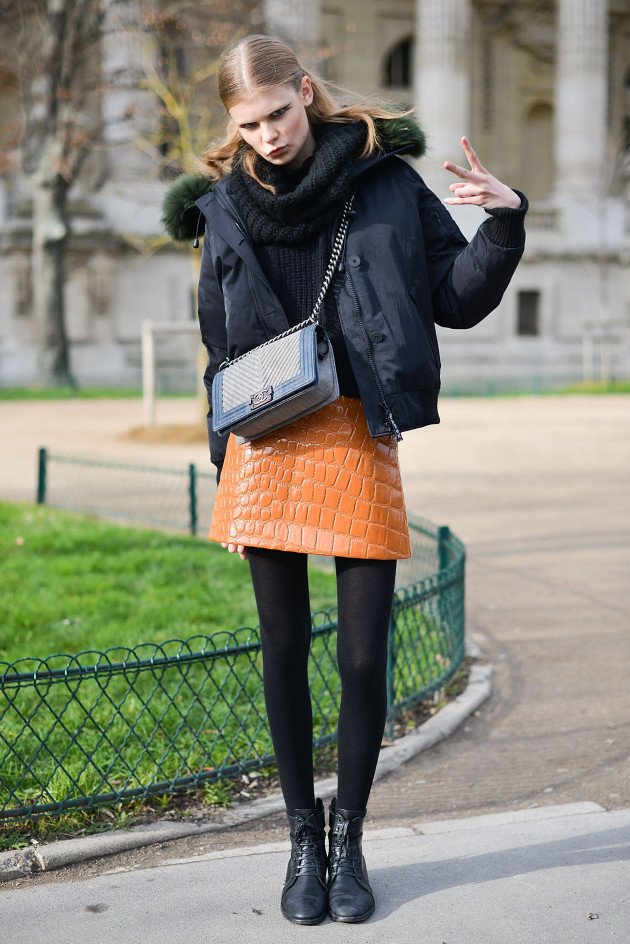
left=161, top=114, right=426, bottom=242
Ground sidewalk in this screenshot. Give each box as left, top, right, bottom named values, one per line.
left=3, top=803, right=629, bottom=943
left=2, top=393, right=629, bottom=853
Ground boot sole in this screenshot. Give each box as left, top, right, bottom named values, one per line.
left=328, top=901, right=375, bottom=923
left=280, top=904, right=328, bottom=925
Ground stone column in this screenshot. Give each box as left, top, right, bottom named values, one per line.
left=264, top=0, right=321, bottom=72
left=555, top=0, right=608, bottom=200
left=100, top=0, right=154, bottom=182
left=96, top=0, right=163, bottom=234
left=414, top=0, right=472, bottom=191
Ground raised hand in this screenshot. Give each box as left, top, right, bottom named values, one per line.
left=443, top=137, right=521, bottom=210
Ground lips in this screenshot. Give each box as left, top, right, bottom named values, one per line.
left=268, top=146, right=286, bottom=157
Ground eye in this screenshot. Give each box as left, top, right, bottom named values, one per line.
left=271, top=105, right=290, bottom=118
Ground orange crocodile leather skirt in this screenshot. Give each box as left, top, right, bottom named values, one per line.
left=208, top=395, right=412, bottom=559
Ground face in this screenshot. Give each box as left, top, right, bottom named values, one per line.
left=229, top=75, right=316, bottom=170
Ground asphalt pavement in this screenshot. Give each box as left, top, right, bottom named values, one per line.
left=3, top=802, right=629, bottom=943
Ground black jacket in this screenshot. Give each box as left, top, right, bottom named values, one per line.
left=162, top=119, right=527, bottom=478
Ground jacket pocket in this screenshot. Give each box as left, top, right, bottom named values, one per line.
left=408, top=291, right=441, bottom=369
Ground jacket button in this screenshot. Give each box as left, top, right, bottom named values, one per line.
left=370, top=331, right=385, bottom=342
left=348, top=255, right=361, bottom=267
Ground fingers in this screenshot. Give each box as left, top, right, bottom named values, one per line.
left=221, top=541, right=248, bottom=560
left=443, top=137, right=486, bottom=180
left=460, top=135, right=485, bottom=171
left=443, top=195, right=483, bottom=205
left=443, top=160, right=473, bottom=180
left=444, top=179, right=482, bottom=205
left=443, top=136, right=499, bottom=206
left=443, top=195, right=483, bottom=206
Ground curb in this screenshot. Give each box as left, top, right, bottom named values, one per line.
left=153, top=801, right=607, bottom=867
left=0, top=653, right=492, bottom=883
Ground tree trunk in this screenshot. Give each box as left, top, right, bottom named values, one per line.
left=31, top=168, right=74, bottom=388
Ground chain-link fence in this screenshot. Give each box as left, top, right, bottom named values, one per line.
left=0, top=451, right=465, bottom=822
left=36, top=448, right=214, bottom=536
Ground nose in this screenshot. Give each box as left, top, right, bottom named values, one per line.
left=260, top=122, right=278, bottom=145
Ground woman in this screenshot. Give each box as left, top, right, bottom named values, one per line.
left=162, top=33, right=527, bottom=925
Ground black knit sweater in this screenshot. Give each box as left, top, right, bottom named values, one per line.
left=255, top=220, right=361, bottom=398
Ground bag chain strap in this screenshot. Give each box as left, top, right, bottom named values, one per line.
left=309, top=192, right=355, bottom=325
left=219, top=193, right=356, bottom=371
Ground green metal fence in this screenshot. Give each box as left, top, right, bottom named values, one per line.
left=0, top=452, right=465, bottom=822
left=36, top=448, right=212, bottom=536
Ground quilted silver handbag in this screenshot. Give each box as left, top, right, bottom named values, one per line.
left=211, top=194, right=355, bottom=443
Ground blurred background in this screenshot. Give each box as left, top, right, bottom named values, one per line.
left=0, top=0, right=628, bottom=396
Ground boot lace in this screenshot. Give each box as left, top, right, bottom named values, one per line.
left=292, top=821, right=323, bottom=877
left=329, top=819, right=360, bottom=878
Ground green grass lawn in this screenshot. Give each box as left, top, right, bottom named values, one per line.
left=1, top=379, right=629, bottom=401
left=0, top=387, right=198, bottom=400
left=0, top=503, right=460, bottom=848
left=548, top=380, right=630, bottom=394
left=0, top=503, right=337, bottom=663
left=0, top=503, right=342, bottom=843
left=442, top=379, right=630, bottom=397
left=0, top=387, right=144, bottom=399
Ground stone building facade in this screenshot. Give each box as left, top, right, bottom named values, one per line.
left=1, top=0, right=629, bottom=391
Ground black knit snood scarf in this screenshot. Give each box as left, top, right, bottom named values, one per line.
left=229, top=120, right=367, bottom=245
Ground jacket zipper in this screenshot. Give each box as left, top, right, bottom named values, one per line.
left=214, top=187, right=276, bottom=344
left=345, top=267, right=403, bottom=442
left=214, top=188, right=247, bottom=238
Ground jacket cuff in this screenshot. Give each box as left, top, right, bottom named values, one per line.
left=482, top=189, right=528, bottom=248
left=207, top=416, right=227, bottom=480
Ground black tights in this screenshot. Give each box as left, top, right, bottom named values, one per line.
left=247, top=546, right=397, bottom=814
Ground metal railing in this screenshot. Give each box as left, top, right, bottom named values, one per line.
left=36, top=448, right=212, bottom=536
left=0, top=453, right=465, bottom=821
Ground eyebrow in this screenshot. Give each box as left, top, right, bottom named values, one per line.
left=236, top=103, right=290, bottom=127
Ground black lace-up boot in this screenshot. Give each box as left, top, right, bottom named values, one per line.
left=280, top=797, right=328, bottom=925
left=327, top=795, right=375, bottom=922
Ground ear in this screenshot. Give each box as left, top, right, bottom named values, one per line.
left=300, top=74, right=314, bottom=107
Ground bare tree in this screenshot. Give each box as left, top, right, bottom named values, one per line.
left=138, top=1, right=262, bottom=177
left=0, top=0, right=108, bottom=386
left=0, top=0, right=261, bottom=389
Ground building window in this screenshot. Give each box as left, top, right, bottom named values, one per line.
left=521, top=102, right=554, bottom=201
left=517, top=291, right=541, bottom=336
left=384, top=37, right=413, bottom=89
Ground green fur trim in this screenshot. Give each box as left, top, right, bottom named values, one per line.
left=161, top=173, right=213, bottom=241
left=374, top=114, right=426, bottom=158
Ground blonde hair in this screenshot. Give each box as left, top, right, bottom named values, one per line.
left=199, top=34, right=411, bottom=189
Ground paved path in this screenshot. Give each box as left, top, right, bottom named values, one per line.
left=2, top=394, right=629, bottom=851
left=372, top=393, right=630, bottom=827
left=3, top=803, right=629, bottom=942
